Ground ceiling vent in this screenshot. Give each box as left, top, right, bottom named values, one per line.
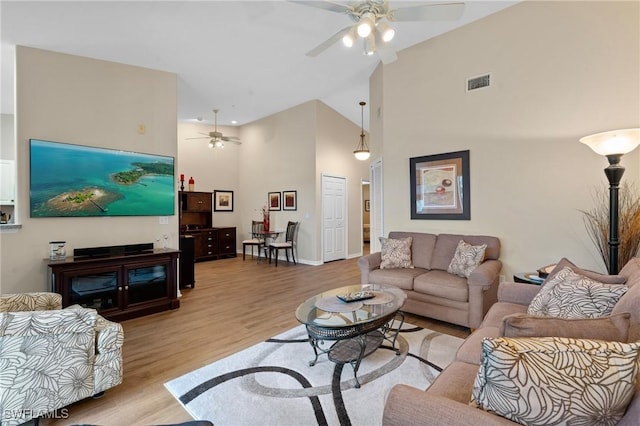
left=466, top=73, right=491, bottom=92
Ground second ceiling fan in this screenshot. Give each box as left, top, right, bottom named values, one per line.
left=291, top=0, right=465, bottom=64
left=186, top=109, right=241, bottom=149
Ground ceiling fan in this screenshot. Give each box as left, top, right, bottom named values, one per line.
left=186, top=109, right=241, bottom=149
left=290, top=1, right=465, bottom=64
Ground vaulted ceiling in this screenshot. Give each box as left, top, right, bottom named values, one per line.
left=1, top=1, right=517, bottom=129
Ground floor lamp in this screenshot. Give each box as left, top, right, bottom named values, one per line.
left=580, top=128, right=640, bottom=274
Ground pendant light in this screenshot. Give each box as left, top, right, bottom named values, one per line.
left=353, top=101, right=370, bottom=161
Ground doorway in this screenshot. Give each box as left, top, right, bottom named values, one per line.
left=321, top=174, right=347, bottom=262
left=370, top=159, right=383, bottom=253
left=362, top=180, right=370, bottom=255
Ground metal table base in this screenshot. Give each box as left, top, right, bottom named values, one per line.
left=305, top=311, right=405, bottom=388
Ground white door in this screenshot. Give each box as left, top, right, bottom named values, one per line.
left=370, top=159, right=383, bottom=253
left=322, top=174, right=347, bottom=262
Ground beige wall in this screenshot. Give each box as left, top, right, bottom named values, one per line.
left=236, top=101, right=317, bottom=262
left=237, top=100, right=369, bottom=263
left=0, top=47, right=177, bottom=293
left=315, top=101, right=370, bottom=258
left=373, top=1, right=640, bottom=278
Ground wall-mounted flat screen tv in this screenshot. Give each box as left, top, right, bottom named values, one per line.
left=30, top=139, right=175, bottom=217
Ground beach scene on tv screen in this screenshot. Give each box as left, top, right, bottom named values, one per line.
left=30, top=139, right=175, bottom=217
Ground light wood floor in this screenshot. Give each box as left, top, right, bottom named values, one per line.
left=45, top=254, right=469, bottom=425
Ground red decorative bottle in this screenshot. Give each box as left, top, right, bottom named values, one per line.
left=263, top=213, right=270, bottom=232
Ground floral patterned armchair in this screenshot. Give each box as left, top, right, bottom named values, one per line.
left=0, top=292, right=124, bottom=426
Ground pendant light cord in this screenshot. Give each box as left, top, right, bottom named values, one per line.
left=360, top=101, right=366, bottom=137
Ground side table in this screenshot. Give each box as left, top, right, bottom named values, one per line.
left=513, top=272, right=544, bottom=285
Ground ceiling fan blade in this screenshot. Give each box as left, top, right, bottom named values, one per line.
left=185, top=136, right=209, bottom=140
left=306, top=25, right=352, bottom=57
left=389, top=2, right=465, bottom=22
left=221, top=136, right=241, bottom=141
left=288, top=0, right=353, bottom=14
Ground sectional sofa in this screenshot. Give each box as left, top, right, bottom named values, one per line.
left=383, top=257, right=640, bottom=425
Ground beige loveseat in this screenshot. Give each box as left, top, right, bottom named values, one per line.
left=383, top=257, right=640, bottom=425
left=0, top=292, right=124, bottom=426
left=358, top=232, right=501, bottom=329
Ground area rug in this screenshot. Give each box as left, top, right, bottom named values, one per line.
left=165, top=323, right=463, bottom=426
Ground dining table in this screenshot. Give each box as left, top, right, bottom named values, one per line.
left=255, top=230, right=283, bottom=261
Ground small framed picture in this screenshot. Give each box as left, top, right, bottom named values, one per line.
left=283, top=190, right=297, bottom=211
left=214, top=190, right=234, bottom=212
left=365, top=200, right=370, bottom=212
left=268, top=192, right=281, bottom=211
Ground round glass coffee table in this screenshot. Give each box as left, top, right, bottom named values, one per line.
left=295, top=284, right=407, bottom=388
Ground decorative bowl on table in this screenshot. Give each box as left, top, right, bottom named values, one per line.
left=536, top=264, right=556, bottom=279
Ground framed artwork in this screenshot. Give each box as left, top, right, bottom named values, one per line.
left=214, top=190, right=234, bottom=212
left=410, top=150, right=470, bottom=220
left=283, top=190, right=297, bottom=211
left=268, top=192, right=281, bottom=211
left=365, top=200, right=370, bottom=212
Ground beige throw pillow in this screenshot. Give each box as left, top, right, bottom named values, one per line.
left=379, top=237, right=414, bottom=269
left=528, top=266, right=628, bottom=318
left=470, top=337, right=640, bottom=426
left=447, top=240, right=486, bottom=278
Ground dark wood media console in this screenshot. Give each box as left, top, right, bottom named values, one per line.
left=47, top=247, right=180, bottom=321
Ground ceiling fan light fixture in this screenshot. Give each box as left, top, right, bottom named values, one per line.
left=187, top=108, right=242, bottom=148
left=353, top=101, right=370, bottom=161
left=297, top=1, right=465, bottom=61
left=209, top=139, right=225, bottom=149
left=342, top=26, right=357, bottom=47
left=377, top=21, right=395, bottom=42
left=364, top=33, right=376, bottom=56
left=357, top=12, right=375, bottom=38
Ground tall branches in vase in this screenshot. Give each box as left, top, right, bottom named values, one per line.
left=581, top=182, right=640, bottom=272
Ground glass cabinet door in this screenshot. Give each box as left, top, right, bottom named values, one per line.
left=69, top=269, right=119, bottom=310
left=126, top=263, right=168, bottom=305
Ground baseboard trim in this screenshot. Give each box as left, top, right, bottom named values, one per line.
left=234, top=249, right=323, bottom=266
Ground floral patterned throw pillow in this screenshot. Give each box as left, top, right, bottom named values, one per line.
left=447, top=240, right=487, bottom=278
left=379, top=237, right=414, bottom=269
left=470, top=337, right=640, bottom=426
left=528, top=266, right=628, bottom=318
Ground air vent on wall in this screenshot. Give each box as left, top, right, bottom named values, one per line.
left=466, top=73, right=491, bottom=92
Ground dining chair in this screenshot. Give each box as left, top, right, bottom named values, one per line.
left=268, top=221, right=300, bottom=267
left=242, top=220, right=264, bottom=260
